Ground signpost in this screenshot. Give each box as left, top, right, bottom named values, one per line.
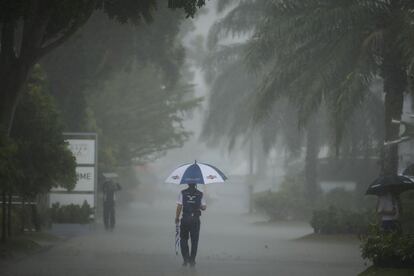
left=49, top=133, right=98, bottom=217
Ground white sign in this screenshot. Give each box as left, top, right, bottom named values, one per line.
left=53, top=167, right=95, bottom=192
left=74, top=167, right=95, bottom=191
left=66, top=139, right=95, bottom=165
left=50, top=134, right=97, bottom=209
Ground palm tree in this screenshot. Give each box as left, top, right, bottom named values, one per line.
left=202, top=41, right=305, bottom=209
left=204, top=0, right=390, bottom=202
left=245, top=0, right=414, bottom=175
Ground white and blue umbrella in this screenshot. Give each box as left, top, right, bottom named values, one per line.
left=165, top=161, right=227, bottom=184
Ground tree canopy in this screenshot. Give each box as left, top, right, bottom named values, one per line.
left=42, top=5, right=188, bottom=131
left=0, top=0, right=206, bottom=134
left=10, top=66, right=76, bottom=198
left=205, top=0, right=414, bottom=175
left=89, top=65, right=202, bottom=167
left=40, top=4, right=201, bottom=168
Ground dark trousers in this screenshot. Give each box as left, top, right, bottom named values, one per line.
left=180, top=216, right=201, bottom=263
left=103, top=202, right=115, bottom=229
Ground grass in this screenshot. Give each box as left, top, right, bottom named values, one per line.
left=359, top=266, right=414, bottom=276
left=0, top=232, right=60, bottom=259
left=296, top=233, right=360, bottom=243
left=0, top=237, right=41, bottom=259
left=21, top=231, right=61, bottom=242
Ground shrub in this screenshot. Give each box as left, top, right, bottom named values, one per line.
left=318, top=188, right=356, bottom=210
left=0, top=207, right=23, bottom=235
left=254, top=191, right=311, bottom=220
left=254, top=191, right=310, bottom=220
left=50, top=201, right=93, bottom=224
left=310, top=206, right=373, bottom=235
left=400, top=191, right=414, bottom=235
left=361, top=226, right=414, bottom=268
left=254, top=174, right=310, bottom=220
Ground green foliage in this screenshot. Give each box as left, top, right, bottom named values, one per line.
left=310, top=206, right=373, bottom=235
left=88, top=65, right=201, bottom=165
left=254, top=172, right=377, bottom=234
left=359, top=266, right=414, bottom=276
left=0, top=135, right=18, bottom=191
left=42, top=5, right=201, bottom=169
left=50, top=201, right=93, bottom=224
left=168, top=0, right=207, bottom=18
left=0, top=0, right=204, bottom=45
left=202, top=42, right=302, bottom=157
left=10, top=66, right=76, bottom=197
left=399, top=191, right=414, bottom=234
left=320, top=188, right=357, bottom=211
left=43, top=4, right=188, bottom=131
left=0, top=207, right=22, bottom=236
left=254, top=174, right=310, bottom=220
left=0, top=0, right=205, bottom=140
left=361, top=226, right=414, bottom=268
left=206, top=0, right=411, bottom=163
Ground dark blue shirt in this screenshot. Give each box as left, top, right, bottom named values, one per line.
left=178, top=188, right=205, bottom=217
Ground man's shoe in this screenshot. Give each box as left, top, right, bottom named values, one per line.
left=189, top=261, right=196, bottom=267
left=182, top=261, right=188, bottom=267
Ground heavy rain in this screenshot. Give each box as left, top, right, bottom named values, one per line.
left=1, top=1, right=414, bottom=276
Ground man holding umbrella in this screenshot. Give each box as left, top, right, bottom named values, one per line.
left=175, top=183, right=206, bottom=267
left=366, top=175, right=411, bottom=232
left=166, top=161, right=227, bottom=267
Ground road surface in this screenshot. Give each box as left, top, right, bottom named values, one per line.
left=3, top=198, right=366, bottom=276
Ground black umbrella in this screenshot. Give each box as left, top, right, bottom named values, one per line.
left=366, top=175, right=414, bottom=195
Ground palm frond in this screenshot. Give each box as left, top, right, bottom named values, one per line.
left=207, top=0, right=265, bottom=49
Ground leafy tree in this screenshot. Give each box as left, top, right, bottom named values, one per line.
left=0, top=66, right=76, bottom=241
left=242, top=0, right=414, bottom=175
left=204, top=0, right=387, bottom=202
left=0, top=134, right=17, bottom=242
left=40, top=4, right=201, bottom=172
left=11, top=66, right=76, bottom=197
left=89, top=64, right=202, bottom=168
left=41, top=5, right=188, bottom=131
left=0, top=0, right=206, bottom=135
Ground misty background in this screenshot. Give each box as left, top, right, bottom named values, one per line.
left=3, top=1, right=414, bottom=275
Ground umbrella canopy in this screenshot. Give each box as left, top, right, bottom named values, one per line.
left=366, top=175, right=414, bottom=195
left=165, top=161, right=227, bottom=184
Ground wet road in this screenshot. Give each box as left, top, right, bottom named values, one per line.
left=3, top=200, right=366, bottom=276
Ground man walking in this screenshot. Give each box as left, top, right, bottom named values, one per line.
left=175, top=183, right=206, bottom=267
left=103, top=179, right=121, bottom=230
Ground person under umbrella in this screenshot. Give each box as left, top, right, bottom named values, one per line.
left=366, top=175, right=410, bottom=232
left=102, top=179, right=122, bottom=231
left=166, top=161, right=227, bottom=267
left=175, top=183, right=206, bottom=267
left=376, top=191, right=401, bottom=232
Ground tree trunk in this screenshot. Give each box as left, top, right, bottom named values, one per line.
left=21, top=197, right=25, bottom=233
left=31, top=197, right=40, bottom=232
left=0, top=64, right=31, bottom=243
left=248, top=138, right=254, bottom=214
left=1, top=189, right=6, bottom=243
left=0, top=62, right=32, bottom=136
left=305, top=118, right=319, bottom=204
left=7, top=192, right=12, bottom=237
left=381, top=49, right=406, bottom=175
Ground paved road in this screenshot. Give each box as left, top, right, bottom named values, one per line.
left=3, top=200, right=366, bottom=276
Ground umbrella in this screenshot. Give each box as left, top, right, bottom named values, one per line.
left=165, top=160, right=227, bottom=185
left=365, top=175, right=414, bottom=195
left=175, top=223, right=180, bottom=255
